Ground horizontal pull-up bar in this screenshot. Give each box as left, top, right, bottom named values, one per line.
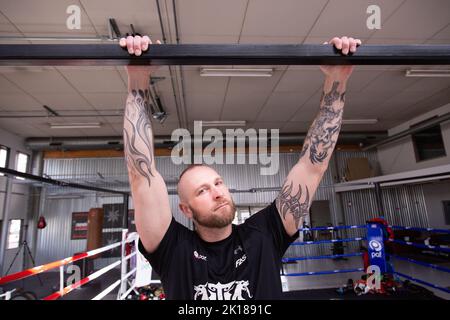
left=0, top=44, right=449, bottom=66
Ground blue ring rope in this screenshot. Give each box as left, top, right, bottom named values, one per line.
left=282, top=253, right=363, bottom=262
left=298, top=225, right=366, bottom=232
left=391, top=254, right=450, bottom=274
left=291, top=237, right=366, bottom=246
left=391, top=226, right=450, bottom=234
left=390, top=239, right=450, bottom=253
left=284, top=268, right=364, bottom=277
left=394, top=271, right=450, bottom=294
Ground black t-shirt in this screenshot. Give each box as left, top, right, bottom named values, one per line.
left=138, top=200, right=299, bottom=300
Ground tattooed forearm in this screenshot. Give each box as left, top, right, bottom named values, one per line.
left=123, top=89, right=155, bottom=187
left=299, top=81, right=345, bottom=165
left=276, top=181, right=310, bottom=227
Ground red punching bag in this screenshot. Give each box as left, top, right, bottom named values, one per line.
left=37, top=216, right=47, bottom=229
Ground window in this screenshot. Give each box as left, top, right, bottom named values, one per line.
left=0, top=145, right=9, bottom=176
left=7, top=219, right=22, bottom=249
left=15, top=152, right=29, bottom=180
left=412, top=125, right=446, bottom=162
left=444, top=201, right=450, bottom=225
left=232, top=205, right=266, bottom=225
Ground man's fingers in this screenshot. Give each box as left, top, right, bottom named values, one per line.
left=126, top=35, right=134, bottom=54
left=124, top=35, right=162, bottom=56
left=134, top=36, right=142, bottom=56
left=330, top=37, right=342, bottom=50
left=341, top=36, right=350, bottom=55
left=349, top=37, right=357, bottom=53
left=142, top=35, right=150, bottom=51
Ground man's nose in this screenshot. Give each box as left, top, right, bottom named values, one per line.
left=211, top=185, right=224, bottom=199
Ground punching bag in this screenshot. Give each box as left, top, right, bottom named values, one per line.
left=37, top=216, right=47, bottom=229
left=86, top=208, right=104, bottom=258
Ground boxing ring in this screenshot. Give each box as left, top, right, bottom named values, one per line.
left=0, top=230, right=160, bottom=300
left=282, top=222, right=450, bottom=297
left=1, top=220, right=449, bottom=299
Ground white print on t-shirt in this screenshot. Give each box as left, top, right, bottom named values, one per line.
left=235, top=254, right=247, bottom=268
left=193, top=280, right=252, bottom=300
left=233, top=245, right=243, bottom=254
left=193, top=250, right=207, bottom=261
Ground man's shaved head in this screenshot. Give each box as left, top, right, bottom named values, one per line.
left=177, top=164, right=211, bottom=201
left=177, top=164, right=235, bottom=230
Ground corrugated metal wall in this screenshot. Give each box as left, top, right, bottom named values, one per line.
left=38, top=153, right=344, bottom=265
left=335, top=149, right=381, bottom=181
left=36, top=150, right=431, bottom=269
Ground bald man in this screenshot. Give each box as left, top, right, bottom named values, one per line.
left=121, top=35, right=361, bottom=300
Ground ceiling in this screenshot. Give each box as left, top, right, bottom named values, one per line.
left=0, top=0, right=449, bottom=139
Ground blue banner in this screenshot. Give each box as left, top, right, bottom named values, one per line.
left=367, top=223, right=387, bottom=273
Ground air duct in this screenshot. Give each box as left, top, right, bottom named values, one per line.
left=25, top=132, right=387, bottom=151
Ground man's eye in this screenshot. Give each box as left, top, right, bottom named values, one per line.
left=198, top=189, right=205, bottom=195
left=216, top=181, right=222, bottom=186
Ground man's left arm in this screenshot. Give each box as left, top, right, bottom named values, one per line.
left=276, top=36, right=362, bottom=236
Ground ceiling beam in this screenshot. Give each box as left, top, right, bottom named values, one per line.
left=0, top=44, right=449, bottom=66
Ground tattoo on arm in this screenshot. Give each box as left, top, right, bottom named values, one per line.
left=276, top=181, right=310, bottom=227
left=299, top=81, right=345, bottom=165
left=123, top=89, right=155, bottom=187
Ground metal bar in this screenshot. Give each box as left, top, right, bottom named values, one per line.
left=124, top=251, right=137, bottom=262
left=363, top=112, right=450, bottom=151
left=0, top=241, right=122, bottom=285
left=43, top=260, right=122, bottom=300
left=117, top=229, right=128, bottom=300
left=119, top=280, right=137, bottom=300
left=0, top=178, right=13, bottom=276
left=92, top=279, right=121, bottom=300
left=59, top=265, right=64, bottom=294
left=123, top=195, right=129, bottom=229
left=374, top=182, right=385, bottom=216
left=0, top=167, right=129, bottom=196
left=0, top=44, right=450, bottom=66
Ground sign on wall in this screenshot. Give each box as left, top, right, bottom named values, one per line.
left=71, top=212, right=88, bottom=240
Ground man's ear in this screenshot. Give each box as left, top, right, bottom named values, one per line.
left=179, top=203, right=193, bottom=219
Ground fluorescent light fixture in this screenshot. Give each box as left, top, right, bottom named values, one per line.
left=405, top=69, right=450, bottom=77
left=47, top=194, right=84, bottom=200
left=200, top=68, right=273, bottom=77
left=342, top=119, right=378, bottom=125
left=49, top=122, right=102, bottom=129
left=201, top=120, right=247, bottom=127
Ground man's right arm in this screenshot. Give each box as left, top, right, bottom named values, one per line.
left=123, top=36, right=171, bottom=253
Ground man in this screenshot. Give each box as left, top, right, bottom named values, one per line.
left=121, top=35, right=361, bottom=300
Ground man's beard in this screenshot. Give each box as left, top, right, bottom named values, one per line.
left=191, top=199, right=236, bottom=228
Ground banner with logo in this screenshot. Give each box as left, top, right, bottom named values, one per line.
left=367, top=223, right=387, bottom=273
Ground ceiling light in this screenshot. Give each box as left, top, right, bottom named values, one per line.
left=405, top=69, right=450, bottom=77
left=200, top=68, right=273, bottom=77
left=201, top=120, right=247, bottom=127
left=342, top=119, right=378, bottom=125
left=49, top=122, right=102, bottom=129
